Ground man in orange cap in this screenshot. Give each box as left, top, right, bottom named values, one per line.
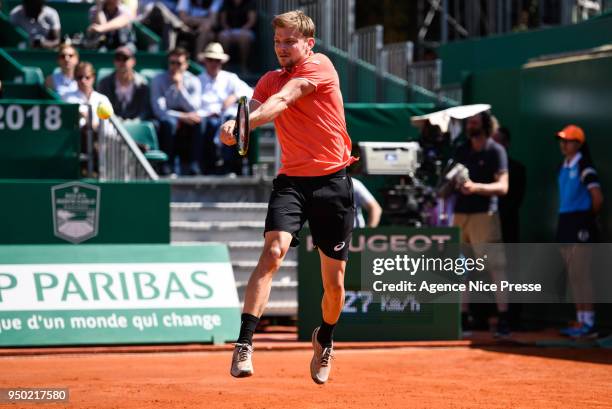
left=555, top=124, right=603, bottom=338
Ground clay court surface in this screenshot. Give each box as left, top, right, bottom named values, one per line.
left=1, top=343, right=611, bottom=409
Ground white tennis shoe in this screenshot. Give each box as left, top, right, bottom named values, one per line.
left=230, top=343, right=254, bottom=378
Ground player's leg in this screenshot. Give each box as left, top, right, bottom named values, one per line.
left=231, top=175, right=305, bottom=378
left=243, top=231, right=293, bottom=318
left=230, top=231, right=292, bottom=378
left=307, top=170, right=354, bottom=384
left=318, top=250, right=346, bottom=341
left=310, top=252, right=346, bottom=385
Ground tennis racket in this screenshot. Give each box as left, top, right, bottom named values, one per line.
left=234, top=96, right=250, bottom=156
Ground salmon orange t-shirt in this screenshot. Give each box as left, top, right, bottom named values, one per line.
left=252, top=52, right=356, bottom=176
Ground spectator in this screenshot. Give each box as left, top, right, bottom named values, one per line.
left=63, top=62, right=112, bottom=176
left=45, top=44, right=79, bottom=99
left=218, top=0, right=256, bottom=74
left=86, top=0, right=136, bottom=50
left=97, top=44, right=152, bottom=121
left=452, top=111, right=510, bottom=337
left=197, top=42, right=252, bottom=174
left=138, top=0, right=190, bottom=49
left=513, top=9, right=530, bottom=32
left=555, top=125, right=603, bottom=338
left=347, top=147, right=382, bottom=228
left=10, top=0, right=60, bottom=49
left=177, top=0, right=223, bottom=56
left=150, top=47, right=203, bottom=176
left=63, top=62, right=112, bottom=131
left=122, top=0, right=139, bottom=17
left=352, top=178, right=382, bottom=228
left=492, top=126, right=526, bottom=243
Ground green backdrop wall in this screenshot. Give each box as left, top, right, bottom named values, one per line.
left=439, top=14, right=612, bottom=85
left=464, top=54, right=612, bottom=242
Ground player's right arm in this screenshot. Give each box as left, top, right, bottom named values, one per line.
left=220, top=99, right=261, bottom=146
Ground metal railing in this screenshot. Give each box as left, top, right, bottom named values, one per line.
left=256, top=1, right=451, bottom=102
left=439, top=83, right=463, bottom=105
left=349, top=25, right=383, bottom=67
left=97, top=116, right=159, bottom=181
left=407, top=59, right=442, bottom=93
left=380, top=41, right=414, bottom=81
left=257, top=0, right=355, bottom=51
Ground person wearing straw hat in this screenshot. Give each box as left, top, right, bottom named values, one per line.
left=197, top=42, right=252, bottom=174
left=555, top=124, right=603, bottom=338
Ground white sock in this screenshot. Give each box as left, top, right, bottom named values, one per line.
left=583, top=311, right=595, bottom=327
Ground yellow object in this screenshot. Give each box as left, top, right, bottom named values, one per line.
left=96, top=102, right=113, bottom=120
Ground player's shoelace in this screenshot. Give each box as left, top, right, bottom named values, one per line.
left=236, top=344, right=252, bottom=361
left=320, top=348, right=333, bottom=367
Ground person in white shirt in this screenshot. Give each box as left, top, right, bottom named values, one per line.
left=197, top=42, right=252, bottom=174
left=351, top=178, right=382, bottom=228
left=63, top=62, right=113, bottom=176
left=63, top=62, right=112, bottom=130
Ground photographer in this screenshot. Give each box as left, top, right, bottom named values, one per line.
left=452, top=111, right=510, bottom=337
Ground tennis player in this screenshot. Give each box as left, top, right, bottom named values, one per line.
left=220, top=10, right=356, bottom=384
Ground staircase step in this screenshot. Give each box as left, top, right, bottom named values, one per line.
left=172, top=241, right=298, bottom=262
left=253, top=301, right=297, bottom=316
left=231, top=262, right=297, bottom=284
left=171, top=202, right=268, bottom=222
left=171, top=177, right=273, bottom=203
left=171, top=220, right=265, bottom=242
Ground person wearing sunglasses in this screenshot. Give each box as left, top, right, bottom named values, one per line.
left=97, top=45, right=151, bottom=121
left=63, top=62, right=113, bottom=130
left=44, top=44, right=80, bottom=99
left=63, top=62, right=113, bottom=176
left=150, top=47, right=203, bottom=176
left=555, top=125, right=603, bottom=338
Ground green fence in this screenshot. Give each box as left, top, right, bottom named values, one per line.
left=345, top=103, right=437, bottom=142
left=0, top=100, right=80, bottom=179
left=0, top=180, right=170, bottom=244
left=0, top=11, right=27, bottom=48
left=1, top=83, right=60, bottom=100
left=5, top=48, right=202, bottom=79
left=439, top=14, right=612, bottom=84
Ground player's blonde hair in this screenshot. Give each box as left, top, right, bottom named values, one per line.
left=272, top=10, right=315, bottom=38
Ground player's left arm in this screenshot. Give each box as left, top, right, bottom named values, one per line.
left=248, top=79, right=315, bottom=130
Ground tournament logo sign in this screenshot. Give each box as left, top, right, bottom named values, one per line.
left=51, top=182, right=100, bottom=244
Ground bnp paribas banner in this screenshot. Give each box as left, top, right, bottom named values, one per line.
left=0, top=244, right=240, bottom=346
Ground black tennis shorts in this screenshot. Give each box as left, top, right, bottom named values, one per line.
left=264, top=168, right=355, bottom=261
